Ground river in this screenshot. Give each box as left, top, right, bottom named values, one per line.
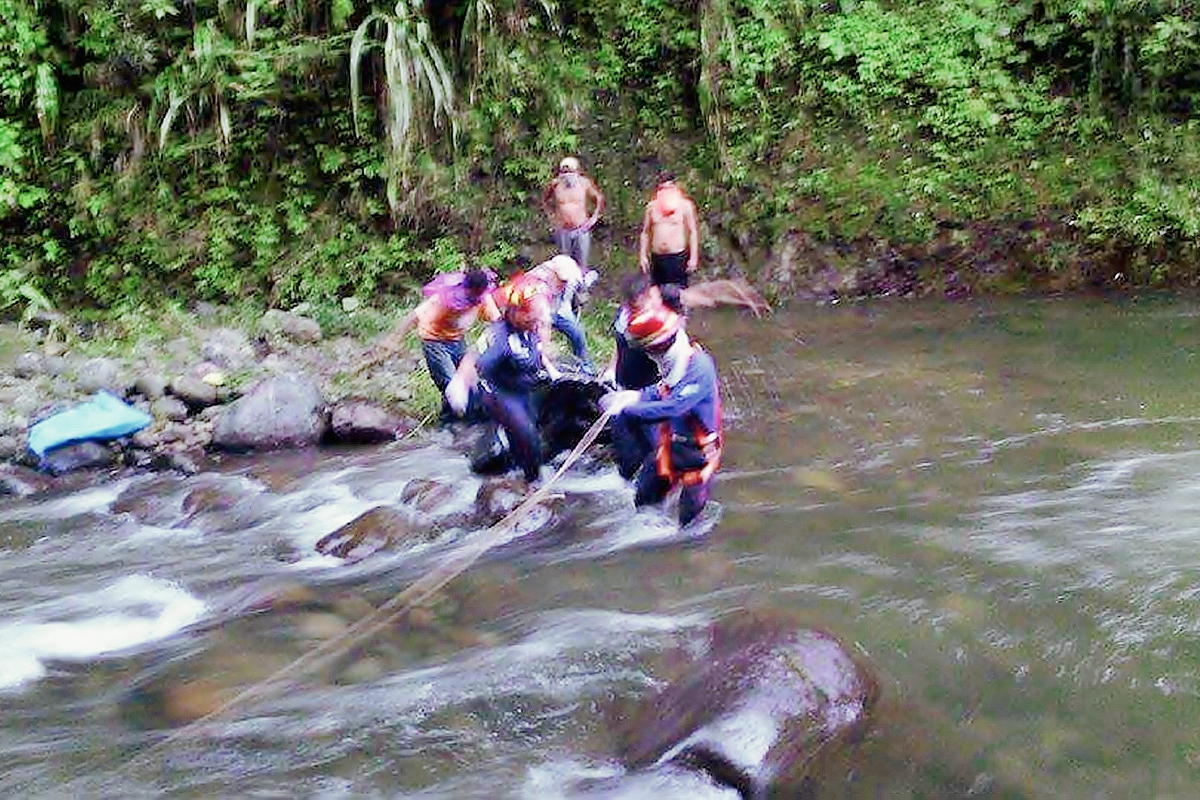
left=4, top=295, right=1200, bottom=797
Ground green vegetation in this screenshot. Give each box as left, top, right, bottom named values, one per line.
left=3, top=0, right=1200, bottom=315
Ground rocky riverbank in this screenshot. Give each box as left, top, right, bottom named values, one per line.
left=0, top=302, right=429, bottom=495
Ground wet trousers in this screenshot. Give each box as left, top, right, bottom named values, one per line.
left=482, top=387, right=542, bottom=483
left=611, top=412, right=711, bottom=526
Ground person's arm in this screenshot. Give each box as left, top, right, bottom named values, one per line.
left=479, top=293, right=502, bottom=323
left=638, top=204, right=652, bottom=272
left=445, top=349, right=480, bottom=415
left=621, top=369, right=711, bottom=423
left=541, top=180, right=559, bottom=223
left=353, top=301, right=424, bottom=372
left=685, top=201, right=700, bottom=270
left=585, top=179, right=605, bottom=230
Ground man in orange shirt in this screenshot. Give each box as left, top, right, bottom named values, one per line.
left=363, top=269, right=501, bottom=422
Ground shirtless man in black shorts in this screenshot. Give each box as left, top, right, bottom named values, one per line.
left=638, top=171, right=699, bottom=289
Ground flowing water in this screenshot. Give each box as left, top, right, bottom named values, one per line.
left=5, top=296, right=1200, bottom=797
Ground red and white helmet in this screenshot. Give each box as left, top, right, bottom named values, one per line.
left=626, top=302, right=682, bottom=349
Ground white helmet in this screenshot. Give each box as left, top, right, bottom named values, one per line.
left=558, top=156, right=580, bottom=173
left=540, top=254, right=582, bottom=285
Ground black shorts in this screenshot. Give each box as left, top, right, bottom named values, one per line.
left=650, top=251, right=689, bottom=289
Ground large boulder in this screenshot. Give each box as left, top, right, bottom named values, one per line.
left=211, top=373, right=327, bottom=452
left=617, top=612, right=878, bottom=798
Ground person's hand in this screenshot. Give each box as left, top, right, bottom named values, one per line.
left=687, top=254, right=698, bottom=270
left=445, top=375, right=470, bottom=416
left=638, top=253, right=649, bottom=272
left=544, top=362, right=563, bottom=382
left=600, top=389, right=641, bottom=415
left=599, top=366, right=616, bottom=387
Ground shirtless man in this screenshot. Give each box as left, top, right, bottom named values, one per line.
left=542, top=156, right=605, bottom=270
left=638, top=171, right=700, bottom=289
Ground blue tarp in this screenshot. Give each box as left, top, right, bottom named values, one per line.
left=27, top=391, right=153, bottom=458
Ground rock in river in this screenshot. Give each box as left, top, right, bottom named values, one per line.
left=211, top=373, right=327, bottom=451
left=617, top=611, right=878, bottom=798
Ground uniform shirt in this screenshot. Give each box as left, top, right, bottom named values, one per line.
left=622, top=346, right=722, bottom=442
left=477, top=320, right=544, bottom=394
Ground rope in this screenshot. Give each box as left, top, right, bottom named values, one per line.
left=125, top=406, right=616, bottom=764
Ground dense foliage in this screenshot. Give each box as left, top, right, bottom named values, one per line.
left=4, top=0, right=1200, bottom=313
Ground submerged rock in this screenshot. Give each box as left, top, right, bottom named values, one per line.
left=618, top=612, right=878, bottom=798
left=315, top=505, right=425, bottom=560
left=400, top=477, right=456, bottom=513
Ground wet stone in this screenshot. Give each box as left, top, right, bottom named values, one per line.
left=0, top=464, right=50, bottom=497
left=617, top=611, right=879, bottom=798
left=400, top=477, right=455, bottom=513
left=151, top=396, right=190, bottom=422
left=181, top=483, right=243, bottom=515
left=41, top=441, right=117, bottom=475
left=294, top=612, right=348, bottom=640
left=475, top=477, right=530, bottom=522
left=315, top=506, right=423, bottom=560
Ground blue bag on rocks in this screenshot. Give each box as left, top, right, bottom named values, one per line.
left=27, top=391, right=153, bottom=459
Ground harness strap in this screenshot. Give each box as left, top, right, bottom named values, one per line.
left=651, top=362, right=722, bottom=486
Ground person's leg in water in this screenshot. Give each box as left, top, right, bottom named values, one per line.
left=483, top=388, right=542, bottom=483
left=633, top=451, right=672, bottom=510
left=610, top=411, right=655, bottom=481
left=678, top=477, right=712, bottom=527
left=552, top=311, right=592, bottom=370
left=422, top=339, right=464, bottom=424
